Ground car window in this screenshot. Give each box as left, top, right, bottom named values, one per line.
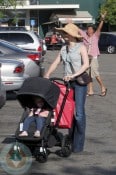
left=9, top=33, right=34, bottom=44
left=0, top=33, right=34, bottom=44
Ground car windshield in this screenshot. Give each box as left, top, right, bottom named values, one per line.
left=0, top=40, right=25, bottom=53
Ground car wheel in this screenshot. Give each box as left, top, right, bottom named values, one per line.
left=107, top=45, right=115, bottom=54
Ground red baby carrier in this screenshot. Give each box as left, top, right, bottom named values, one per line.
left=54, top=81, right=75, bottom=129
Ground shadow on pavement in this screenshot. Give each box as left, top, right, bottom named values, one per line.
left=6, top=91, right=17, bottom=100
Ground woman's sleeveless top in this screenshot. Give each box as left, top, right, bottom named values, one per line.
left=60, top=43, right=82, bottom=76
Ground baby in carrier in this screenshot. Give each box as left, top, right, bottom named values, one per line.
left=19, top=96, right=50, bottom=137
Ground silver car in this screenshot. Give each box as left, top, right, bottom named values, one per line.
left=0, top=28, right=46, bottom=56
left=0, top=59, right=25, bottom=91
left=0, top=63, right=6, bottom=108
left=0, top=39, right=45, bottom=91
left=0, top=39, right=44, bottom=78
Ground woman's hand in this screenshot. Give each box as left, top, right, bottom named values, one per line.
left=63, top=75, right=75, bottom=81
left=44, top=74, right=49, bottom=79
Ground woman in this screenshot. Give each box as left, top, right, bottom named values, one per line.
left=44, top=23, right=89, bottom=153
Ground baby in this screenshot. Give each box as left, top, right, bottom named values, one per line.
left=19, top=96, right=49, bottom=137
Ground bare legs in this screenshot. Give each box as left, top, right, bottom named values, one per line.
left=87, top=81, right=94, bottom=95
left=87, top=58, right=107, bottom=96
left=87, top=76, right=107, bottom=96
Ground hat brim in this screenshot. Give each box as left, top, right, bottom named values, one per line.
left=55, top=27, right=83, bottom=38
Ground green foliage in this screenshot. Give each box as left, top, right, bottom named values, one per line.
left=100, top=0, right=116, bottom=25
left=0, top=0, right=15, bottom=7
left=0, top=0, right=23, bottom=23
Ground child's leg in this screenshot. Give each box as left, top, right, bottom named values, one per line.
left=35, top=116, right=46, bottom=132
left=19, top=116, right=35, bottom=136
left=34, top=117, right=46, bottom=137
left=23, top=116, right=35, bottom=131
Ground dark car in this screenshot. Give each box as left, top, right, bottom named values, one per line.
left=98, top=32, right=116, bottom=54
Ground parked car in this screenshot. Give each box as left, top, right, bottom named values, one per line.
left=0, top=27, right=46, bottom=56
left=98, top=32, right=116, bottom=54
left=0, top=63, right=6, bottom=108
left=0, top=40, right=43, bottom=90
left=45, top=31, right=65, bottom=50
left=0, top=59, right=25, bottom=91
left=34, top=32, right=47, bottom=55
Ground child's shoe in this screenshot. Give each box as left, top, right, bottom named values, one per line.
left=19, top=131, right=28, bottom=137
left=34, top=130, right=40, bottom=137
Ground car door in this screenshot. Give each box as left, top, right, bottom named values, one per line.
left=99, top=33, right=109, bottom=52
left=0, top=63, right=6, bottom=108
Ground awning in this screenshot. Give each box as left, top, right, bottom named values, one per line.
left=42, top=21, right=56, bottom=25
left=50, top=11, right=93, bottom=24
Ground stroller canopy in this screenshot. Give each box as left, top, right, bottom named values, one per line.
left=17, top=77, right=60, bottom=109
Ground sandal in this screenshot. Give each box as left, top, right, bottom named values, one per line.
left=100, top=88, right=107, bottom=97
left=34, top=130, right=40, bottom=137
left=87, top=93, right=94, bottom=96
left=19, top=131, right=28, bottom=137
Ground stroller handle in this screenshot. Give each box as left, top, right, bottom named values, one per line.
left=49, top=77, right=71, bottom=89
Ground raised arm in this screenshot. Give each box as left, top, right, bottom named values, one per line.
left=96, top=12, right=107, bottom=33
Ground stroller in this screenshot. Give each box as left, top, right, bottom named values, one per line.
left=15, top=77, right=75, bottom=163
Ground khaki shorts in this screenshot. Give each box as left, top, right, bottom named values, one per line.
left=88, top=57, right=100, bottom=79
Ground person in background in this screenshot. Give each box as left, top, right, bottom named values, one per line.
left=79, top=12, right=107, bottom=96
left=50, top=32, right=58, bottom=50
left=44, top=23, right=89, bottom=153
left=57, top=34, right=65, bottom=45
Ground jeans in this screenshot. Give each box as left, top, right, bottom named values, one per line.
left=72, top=83, right=87, bottom=152
left=23, top=116, right=46, bottom=132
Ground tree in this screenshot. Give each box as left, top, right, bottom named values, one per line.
left=100, top=0, right=116, bottom=25
left=0, top=0, right=23, bottom=25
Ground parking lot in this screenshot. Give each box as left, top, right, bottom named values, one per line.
left=0, top=51, right=116, bottom=175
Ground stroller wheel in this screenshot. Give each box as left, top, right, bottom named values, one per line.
left=56, top=147, right=71, bottom=157
left=35, top=147, right=48, bottom=163
left=56, top=135, right=72, bottom=157
left=56, top=146, right=71, bottom=157
left=36, top=153, right=48, bottom=163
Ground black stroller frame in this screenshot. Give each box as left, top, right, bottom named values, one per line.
left=8, top=77, right=74, bottom=163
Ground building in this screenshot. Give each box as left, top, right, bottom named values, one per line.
left=0, top=0, right=104, bottom=37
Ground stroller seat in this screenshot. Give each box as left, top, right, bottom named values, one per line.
left=15, top=77, right=60, bottom=143
left=16, top=110, right=53, bottom=142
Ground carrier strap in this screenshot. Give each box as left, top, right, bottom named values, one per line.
left=55, top=87, right=69, bottom=127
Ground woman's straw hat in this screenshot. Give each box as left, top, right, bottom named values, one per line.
left=55, top=23, right=82, bottom=38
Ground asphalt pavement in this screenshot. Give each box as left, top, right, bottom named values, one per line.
left=0, top=50, right=116, bottom=175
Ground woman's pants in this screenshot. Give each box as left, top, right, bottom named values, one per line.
left=23, top=116, right=46, bottom=132
left=72, top=83, right=87, bottom=152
